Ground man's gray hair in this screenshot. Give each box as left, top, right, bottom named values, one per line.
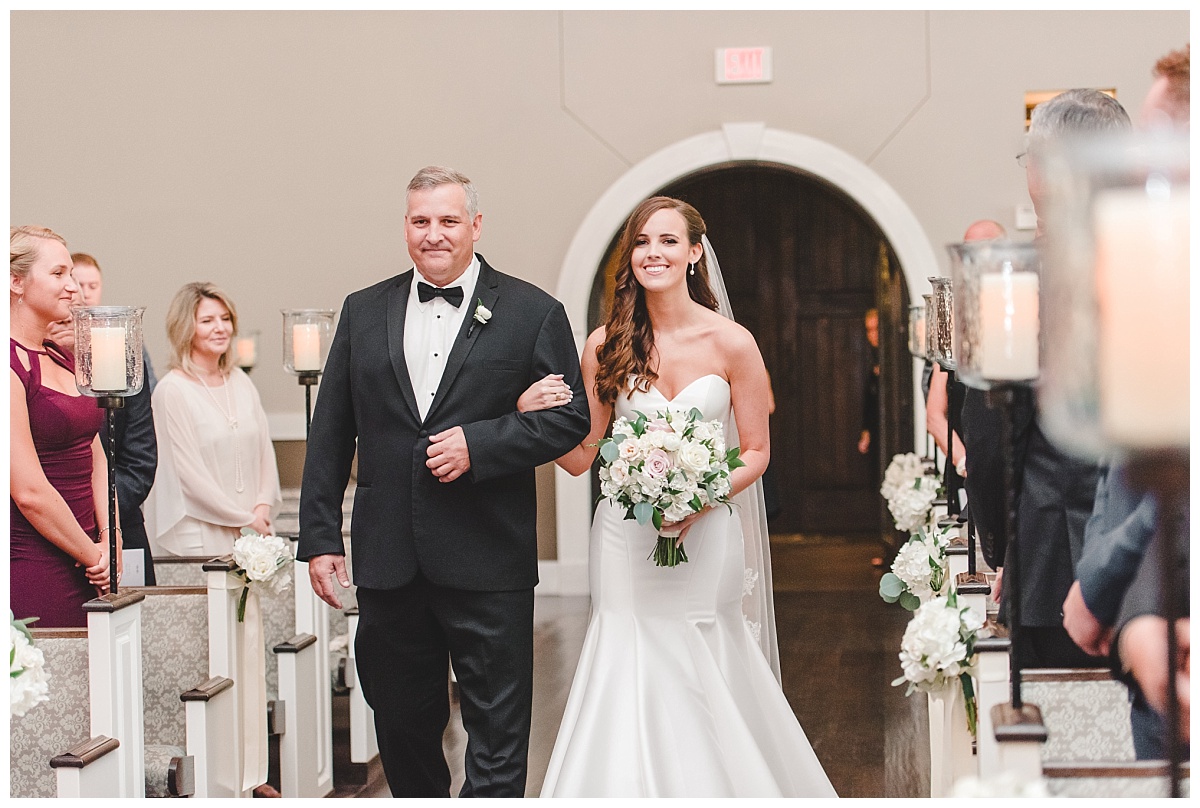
left=407, top=165, right=479, bottom=219
left=1028, top=88, right=1131, bottom=148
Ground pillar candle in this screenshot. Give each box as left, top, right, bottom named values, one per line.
left=90, top=326, right=127, bottom=390
left=236, top=337, right=257, bottom=367
left=1094, top=186, right=1189, bottom=449
left=293, top=324, right=321, bottom=371
left=978, top=272, right=1039, bottom=380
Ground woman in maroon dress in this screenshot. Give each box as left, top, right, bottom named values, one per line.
left=10, top=226, right=114, bottom=627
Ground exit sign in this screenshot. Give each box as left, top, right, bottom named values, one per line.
left=716, top=47, right=772, bottom=84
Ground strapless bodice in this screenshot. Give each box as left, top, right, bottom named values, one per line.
left=616, top=374, right=731, bottom=428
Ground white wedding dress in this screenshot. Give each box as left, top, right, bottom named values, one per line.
left=541, top=375, right=837, bottom=798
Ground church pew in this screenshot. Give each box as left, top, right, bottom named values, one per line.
left=138, top=585, right=235, bottom=797
left=10, top=591, right=151, bottom=798
left=1042, top=761, right=1190, bottom=797
left=11, top=629, right=119, bottom=797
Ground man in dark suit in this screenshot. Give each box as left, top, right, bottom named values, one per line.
left=297, top=166, right=590, bottom=797
left=961, top=88, right=1130, bottom=672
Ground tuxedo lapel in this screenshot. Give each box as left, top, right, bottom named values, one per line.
left=425, top=257, right=500, bottom=423
left=386, top=270, right=422, bottom=423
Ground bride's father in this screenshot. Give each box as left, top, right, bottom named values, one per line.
left=298, top=166, right=590, bottom=797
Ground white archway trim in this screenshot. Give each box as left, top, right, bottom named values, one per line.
left=546, top=124, right=935, bottom=596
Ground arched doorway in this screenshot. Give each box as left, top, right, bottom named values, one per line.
left=548, top=124, right=936, bottom=596
left=584, top=164, right=912, bottom=536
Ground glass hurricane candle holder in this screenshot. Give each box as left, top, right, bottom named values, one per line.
left=281, top=309, right=335, bottom=376
left=928, top=277, right=955, bottom=370
left=71, top=306, right=146, bottom=397
left=1037, top=128, right=1189, bottom=458
left=923, top=293, right=939, bottom=364
left=947, top=240, right=1040, bottom=390
left=908, top=304, right=927, bottom=359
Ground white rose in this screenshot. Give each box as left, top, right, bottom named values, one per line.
left=677, top=440, right=712, bottom=476
left=690, top=421, right=714, bottom=442
left=233, top=534, right=293, bottom=583
left=617, top=437, right=639, bottom=461
left=609, top=461, right=630, bottom=486
left=661, top=432, right=682, bottom=452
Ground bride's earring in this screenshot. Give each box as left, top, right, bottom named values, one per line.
left=688, top=263, right=695, bottom=276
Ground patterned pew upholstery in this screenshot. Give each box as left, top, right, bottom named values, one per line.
left=10, top=631, right=93, bottom=797
left=1043, top=761, right=1190, bottom=797
left=1023, top=669, right=1136, bottom=762
left=139, top=587, right=219, bottom=796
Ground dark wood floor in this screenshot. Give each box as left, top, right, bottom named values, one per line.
left=357, top=534, right=928, bottom=798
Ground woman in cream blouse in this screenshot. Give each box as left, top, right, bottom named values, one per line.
left=145, top=282, right=281, bottom=558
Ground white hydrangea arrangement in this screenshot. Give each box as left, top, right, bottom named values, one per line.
left=879, top=526, right=951, bottom=610
left=880, top=453, right=942, bottom=533
left=231, top=530, right=295, bottom=622
left=598, top=407, right=744, bottom=567
left=950, top=772, right=1051, bottom=797
left=893, top=591, right=983, bottom=735
left=10, top=612, right=50, bottom=718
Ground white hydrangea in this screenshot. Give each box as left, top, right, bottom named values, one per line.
left=897, top=596, right=983, bottom=692
left=880, top=452, right=927, bottom=502
left=950, top=773, right=1050, bottom=798
left=887, top=475, right=940, bottom=533
left=891, top=538, right=938, bottom=602
left=10, top=624, right=50, bottom=718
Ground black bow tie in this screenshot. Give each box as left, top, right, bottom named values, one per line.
left=416, top=281, right=464, bottom=308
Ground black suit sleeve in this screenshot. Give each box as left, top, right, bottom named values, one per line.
left=462, top=302, right=591, bottom=483
left=1076, top=465, right=1157, bottom=626
left=109, top=366, right=158, bottom=515
left=296, top=299, right=358, bottom=561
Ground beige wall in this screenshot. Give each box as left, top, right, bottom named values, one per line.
left=12, top=10, right=1187, bottom=551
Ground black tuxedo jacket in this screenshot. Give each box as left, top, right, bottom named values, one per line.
left=296, top=256, right=590, bottom=592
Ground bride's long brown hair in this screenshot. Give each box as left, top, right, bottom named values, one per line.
left=594, top=196, right=720, bottom=405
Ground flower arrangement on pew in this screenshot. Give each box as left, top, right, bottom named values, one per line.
left=879, top=525, right=952, bottom=610
left=230, top=530, right=295, bottom=622
left=880, top=452, right=942, bottom=533
left=597, top=407, right=743, bottom=567
left=893, top=590, right=982, bottom=735
left=10, top=612, right=50, bottom=717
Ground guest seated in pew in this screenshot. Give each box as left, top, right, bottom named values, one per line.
left=10, top=226, right=115, bottom=626
left=962, top=89, right=1130, bottom=672
left=144, top=282, right=281, bottom=558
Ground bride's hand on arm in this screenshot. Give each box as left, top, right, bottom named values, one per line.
left=555, top=328, right=612, bottom=477
left=517, top=374, right=573, bottom=413
left=724, top=326, right=771, bottom=498
left=663, top=507, right=712, bottom=544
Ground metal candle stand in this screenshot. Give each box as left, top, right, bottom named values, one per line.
left=97, top=395, right=124, bottom=595
left=299, top=371, right=320, bottom=439
left=1126, top=452, right=1187, bottom=798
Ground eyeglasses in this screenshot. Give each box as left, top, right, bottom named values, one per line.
left=1015, top=151, right=1029, bottom=168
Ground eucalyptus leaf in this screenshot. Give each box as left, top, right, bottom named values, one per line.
left=599, top=440, right=620, bottom=463
left=899, top=591, right=922, bottom=611
left=633, top=501, right=653, bottom=526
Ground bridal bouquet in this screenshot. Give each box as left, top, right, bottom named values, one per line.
left=597, top=407, right=744, bottom=567
left=879, top=526, right=952, bottom=610
left=893, top=591, right=983, bottom=735
left=10, top=612, right=50, bottom=718
left=231, top=530, right=294, bottom=622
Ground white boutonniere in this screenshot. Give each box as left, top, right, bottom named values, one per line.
left=469, top=299, right=491, bottom=337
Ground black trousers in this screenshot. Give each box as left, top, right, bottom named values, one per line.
left=355, top=578, right=534, bottom=798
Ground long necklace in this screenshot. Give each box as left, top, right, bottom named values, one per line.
left=190, top=369, right=244, bottom=493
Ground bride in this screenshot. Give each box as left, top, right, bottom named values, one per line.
left=520, top=196, right=836, bottom=797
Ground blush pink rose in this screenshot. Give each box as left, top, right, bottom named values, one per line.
left=644, top=449, right=672, bottom=478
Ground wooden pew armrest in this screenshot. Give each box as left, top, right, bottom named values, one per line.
left=49, top=736, right=119, bottom=769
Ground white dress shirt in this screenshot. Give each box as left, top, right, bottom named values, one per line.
left=404, top=255, right=480, bottom=420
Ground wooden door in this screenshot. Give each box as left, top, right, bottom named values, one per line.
left=588, top=164, right=912, bottom=536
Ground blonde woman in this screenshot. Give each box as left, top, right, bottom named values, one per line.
left=10, top=226, right=113, bottom=626
left=144, top=282, right=281, bottom=558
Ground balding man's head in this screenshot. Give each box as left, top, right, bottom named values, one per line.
left=963, top=220, right=1007, bottom=242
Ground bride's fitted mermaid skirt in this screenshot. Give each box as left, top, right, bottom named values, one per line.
left=540, top=500, right=836, bottom=797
